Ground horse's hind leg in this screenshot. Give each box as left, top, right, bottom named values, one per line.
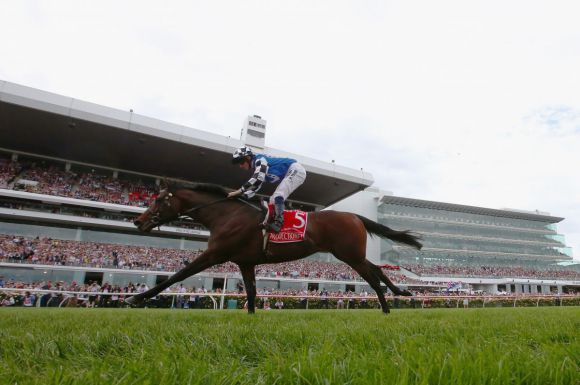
left=336, top=256, right=391, bottom=314
left=366, top=261, right=411, bottom=296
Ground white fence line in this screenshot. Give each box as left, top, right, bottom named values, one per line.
left=1, top=287, right=578, bottom=309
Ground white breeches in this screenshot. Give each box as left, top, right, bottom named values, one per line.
left=269, top=163, right=307, bottom=203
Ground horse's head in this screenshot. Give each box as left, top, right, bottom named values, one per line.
left=134, top=182, right=232, bottom=232
left=133, top=188, right=182, bottom=232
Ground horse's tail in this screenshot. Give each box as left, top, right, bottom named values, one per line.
left=356, top=215, right=422, bottom=250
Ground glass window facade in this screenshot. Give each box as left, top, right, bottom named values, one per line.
left=378, top=202, right=571, bottom=268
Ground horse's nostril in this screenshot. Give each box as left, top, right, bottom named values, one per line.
left=134, top=219, right=142, bottom=226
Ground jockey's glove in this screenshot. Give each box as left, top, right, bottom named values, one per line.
left=227, top=189, right=243, bottom=199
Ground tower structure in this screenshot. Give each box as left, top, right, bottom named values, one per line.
left=240, top=115, right=267, bottom=150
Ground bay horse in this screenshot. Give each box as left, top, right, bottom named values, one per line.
left=129, top=183, right=422, bottom=313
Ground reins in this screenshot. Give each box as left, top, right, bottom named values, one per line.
left=235, top=198, right=263, bottom=211
left=178, top=197, right=230, bottom=217
left=178, top=196, right=262, bottom=218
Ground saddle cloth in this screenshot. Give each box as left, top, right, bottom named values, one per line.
left=268, top=210, right=308, bottom=243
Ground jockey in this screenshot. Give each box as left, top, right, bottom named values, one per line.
left=228, top=146, right=307, bottom=233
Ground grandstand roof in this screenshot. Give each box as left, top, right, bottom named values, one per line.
left=380, top=195, right=564, bottom=223
left=0, top=80, right=373, bottom=208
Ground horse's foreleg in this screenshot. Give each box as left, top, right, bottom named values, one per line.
left=125, top=250, right=221, bottom=305
left=238, top=264, right=257, bottom=314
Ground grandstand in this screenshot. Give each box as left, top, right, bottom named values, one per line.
left=331, top=189, right=578, bottom=294
left=0, top=80, right=579, bottom=300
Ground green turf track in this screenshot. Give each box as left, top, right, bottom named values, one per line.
left=0, top=307, right=578, bottom=385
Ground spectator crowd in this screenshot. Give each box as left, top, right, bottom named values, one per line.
left=1, top=155, right=157, bottom=207
left=1, top=153, right=579, bottom=284
left=0, top=234, right=414, bottom=282
left=403, top=263, right=579, bottom=281
left=2, top=277, right=575, bottom=309
left=1, top=234, right=578, bottom=282
left=0, top=234, right=198, bottom=272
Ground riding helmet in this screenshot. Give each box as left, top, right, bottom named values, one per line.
left=232, top=146, right=254, bottom=164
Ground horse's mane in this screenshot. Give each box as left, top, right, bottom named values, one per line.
left=169, top=182, right=229, bottom=197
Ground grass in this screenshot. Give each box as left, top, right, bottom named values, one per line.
left=0, top=307, right=578, bottom=385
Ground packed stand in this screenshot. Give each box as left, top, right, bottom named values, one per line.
left=0, top=235, right=198, bottom=271
left=3, top=234, right=578, bottom=282
left=403, top=263, right=580, bottom=281
left=71, top=172, right=124, bottom=203
left=3, top=155, right=158, bottom=207
left=13, top=163, right=77, bottom=196
left=0, top=235, right=424, bottom=283
left=2, top=234, right=578, bottom=282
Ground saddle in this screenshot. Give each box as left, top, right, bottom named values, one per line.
left=260, top=200, right=308, bottom=249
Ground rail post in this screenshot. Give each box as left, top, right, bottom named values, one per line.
left=219, top=274, right=227, bottom=310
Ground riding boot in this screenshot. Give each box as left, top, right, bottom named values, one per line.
left=269, top=197, right=285, bottom=233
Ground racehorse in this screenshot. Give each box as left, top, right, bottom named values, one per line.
left=129, top=183, right=422, bottom=313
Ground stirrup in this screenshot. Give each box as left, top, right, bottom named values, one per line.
left=268, top=215, right=284, bottom=233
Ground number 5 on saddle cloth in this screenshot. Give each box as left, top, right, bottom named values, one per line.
left=261, top=200, right=308, bottom=250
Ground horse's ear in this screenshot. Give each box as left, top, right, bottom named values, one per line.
left=165, top=179, right=179, bottom=193
left=160, top=178, right=170, bottom=190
